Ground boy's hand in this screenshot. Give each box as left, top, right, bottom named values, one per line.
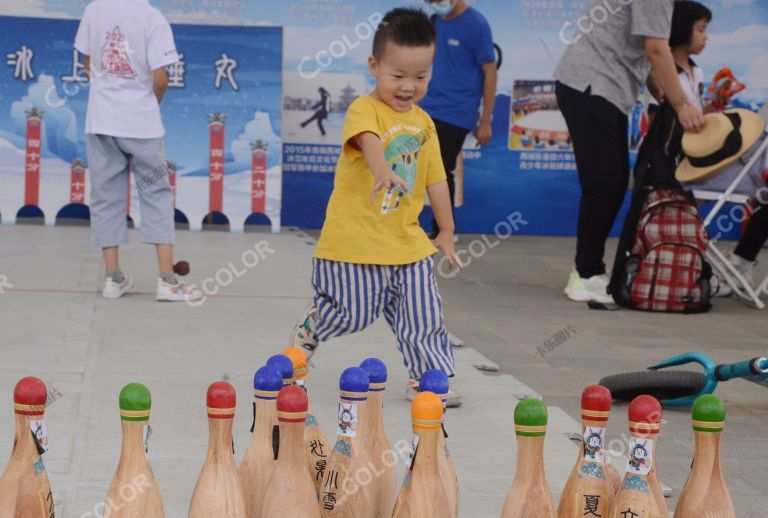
left=431, top=231, right=463, bottom=272
left=370, top=170, right=408, bottom=203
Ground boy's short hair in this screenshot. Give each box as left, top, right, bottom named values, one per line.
left=372, top=8, right=435, bottom=59
left=670, top=0, right=712, bottom=48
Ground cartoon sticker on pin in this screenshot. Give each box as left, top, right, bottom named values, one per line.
left=30, top=419, right=49, bottom=453
left=407, top=434, right=420, bottom=470
left=626, top=438, right=653, bottom=476
left=337, top=402, right=358, bottom=437
left=583, top=426, right=605, bottom=462
left=144, top=424, right=152, bottom=459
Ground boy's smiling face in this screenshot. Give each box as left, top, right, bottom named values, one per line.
left=369, top=41, right=434, bottom=112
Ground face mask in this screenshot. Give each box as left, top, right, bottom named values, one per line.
left=430, top=0, right=454, bottom=17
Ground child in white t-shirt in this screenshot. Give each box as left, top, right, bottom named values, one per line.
left=649, top=1, right=715, bottom=116
left=75, top=0, right=201, bottom=302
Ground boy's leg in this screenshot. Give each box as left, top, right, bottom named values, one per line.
left=119, top=138, right=200, bottom=302
left=87, top=134, right=133, bottom=297
left=384, top=257, right=455, bottom=384
left=290, top=259, right=390, bottom=357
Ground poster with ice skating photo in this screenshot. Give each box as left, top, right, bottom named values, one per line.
left=0, top=16, right=283, bottom=232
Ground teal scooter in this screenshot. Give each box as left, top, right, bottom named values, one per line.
left=599, top=352, right=768, bottom=407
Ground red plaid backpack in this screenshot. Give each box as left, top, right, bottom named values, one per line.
left=623, top=188, right=713, bottom=312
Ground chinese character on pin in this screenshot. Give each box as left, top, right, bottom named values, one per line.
left=166, top=53, right=186, bottom=88
left=61, top=49, right=88, bottom=83
left=214, top=53, right=239, bottom=91
left=6, top=45, right=35, bottom=82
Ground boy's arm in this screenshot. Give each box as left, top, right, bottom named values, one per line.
left=354, top=132, right=409, bottom=202
left=475, top=61, right=497, bottom=147
left=153, top=67, right=169, bottom=104
left=645, top=38, right=704, bottom=132
left=427, top=180, right=462, bottom=270
left=83, top=55, right=91, bottom=79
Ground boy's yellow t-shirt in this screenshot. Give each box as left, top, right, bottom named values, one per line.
left=314, top=95, right=447, bottom=265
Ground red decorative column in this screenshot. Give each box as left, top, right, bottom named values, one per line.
left=24, top=108, right=43, bottom=206
left=208, top=113, right=225, bottom=214
left=250, top=139, right=267, bottom=214
left=69, top=158, right=86, bottom=204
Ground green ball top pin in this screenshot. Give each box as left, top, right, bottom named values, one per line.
left=119, top=383, right=152, bottom=422
left=691, top=394, right=725, bottom=433
left=514, top=398, right=548, bottom=437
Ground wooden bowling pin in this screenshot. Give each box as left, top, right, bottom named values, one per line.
left=319, top=367, right=376, bottom=518
left=282, top=346, right=331, bottom=494
left=189, top=381, right=246, bottom=518
left=605, top=463, right=622, bottom=496
left=501, top=398, right=557, bottom=518
left=610, top=395, right=668, bottom=518
left=418, top=369, right=459, bottom=518
left=391, top=391, right=451, bottom=518
left=239, top=367, right=282, bottom=518
left=266, top=354, right=294, bottom=388
left=358, top=358, right=396, bottom=518
left=103, top=383, right=164, bottom=517
left=259, top=385, right=322, bottom=518
left=674, top=394, right=735, bottom=518
left=558, top=385, right=615, bottom=518
left=0, top=377, right=55, bottom=518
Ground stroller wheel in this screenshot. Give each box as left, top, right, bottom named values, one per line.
left=599, top=370, right=706, bottom=402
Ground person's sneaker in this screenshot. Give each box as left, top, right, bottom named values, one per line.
left=289, top=301, right=319, bottom=360
left=405, top=379, right=463, bottom=408
left=156, top=278, right=203, bottom=302
left=102, top=276, right=132, bottom=299
left=564, top=269, right=614, bottom=304
left=714, top=252, right=755, bottom=297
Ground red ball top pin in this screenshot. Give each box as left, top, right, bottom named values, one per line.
left=14, top=377, right=47, bottom=417
left=581, top=385, right=611, bottom=424
left=207, top=381, right=236, bottom=419
left=276, top=385, right=308, bottom=423
left=629, top=395, right=662, bottom=435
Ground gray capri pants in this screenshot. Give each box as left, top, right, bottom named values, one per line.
left=86, top=134, right=174, bottom=247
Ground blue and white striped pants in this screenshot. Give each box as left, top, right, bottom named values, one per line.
left=311, top=257, right=455, bottom=379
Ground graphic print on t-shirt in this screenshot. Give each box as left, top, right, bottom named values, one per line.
left=381, top=133, right=423, bottom=214
left=100, top=26, right=136, bottom=78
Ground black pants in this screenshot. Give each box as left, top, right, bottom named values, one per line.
left=431, top=118, right=469, bottom=234
left=735, top=203, right=768, bottom=261
left=556, top=81, right=630, bottom=278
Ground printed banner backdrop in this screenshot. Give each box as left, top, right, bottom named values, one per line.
left=0, top=14, right=282, bottom=232
left=1, top=1, right=767, bottom=236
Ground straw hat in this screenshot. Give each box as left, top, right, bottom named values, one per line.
left=675, top=109, right=765, bottom=182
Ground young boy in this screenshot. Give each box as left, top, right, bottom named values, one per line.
left=289, top=8, right=463, bottom=405
left=75, top=0, right=201, bottom=302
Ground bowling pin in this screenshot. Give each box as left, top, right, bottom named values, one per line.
left=239, top=366, right=282, bottom=518
left=501, top=398, right=557, bottom=518
left=103, top=383, right=164, bottom=517
left=189, top=381, right=246, bottom=518
left=282, top=346, right=331, bottom=494
left=260, top=385, right=322, bottom=518
left=674, top=394, right=735, bottom=518
left=558, top=385, right=614, bottom=518
left=605, top=463, right=622, bottom=496
left=418, top=369, right=459, bottom=518
left=266, top=354, right=294, bottom=387
left=610, top=395, right=668, bottom=518
left=0, top=377, right=54, bottom=518
left=319, top=367, right=376, bottom=518
left=358, top=358, right=396, bottom=518
left=391, top=391, right=451, bottom=518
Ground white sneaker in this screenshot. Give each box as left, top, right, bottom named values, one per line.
left=102, top=276, right=133, bottom=299
left=564, top=269, right=614, bottom=304
left=156, top=278, right=203, bottom=302
left=714, top=252, right=755, bottom=297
